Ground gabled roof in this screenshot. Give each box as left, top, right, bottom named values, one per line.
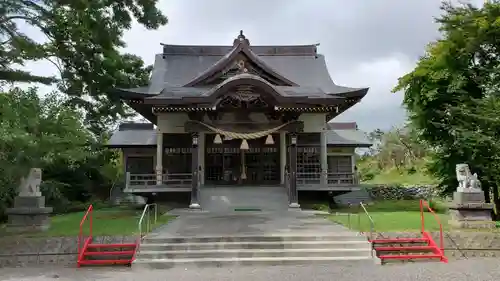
left=113, top=31, right=369, bottom=123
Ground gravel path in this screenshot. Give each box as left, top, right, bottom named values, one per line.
left=0, top=258, right=498, bottom=281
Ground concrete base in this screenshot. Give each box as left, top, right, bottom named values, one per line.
left=448, top=191, right=494, bottom=229
left=189, top=203, right=201, bottom=209
left=453, top=191, right=486, bottom=204
left=448, top=219, right=496, bottom=229
left=5, top=196, right=52, bottom=232
left=288, top=203, right=301, bottom=209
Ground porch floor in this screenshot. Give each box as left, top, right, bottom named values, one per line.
left=124, top=183, right=363, bottom=193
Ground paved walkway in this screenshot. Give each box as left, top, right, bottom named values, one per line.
left=148, top=185, right=350, bottom=238
left=149, top=210, right=349, bottom=238
left=1, top=258, right=499, bottom=280
left=199, top=186, right=289, bottom=213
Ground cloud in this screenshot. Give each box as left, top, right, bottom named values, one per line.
left=333, top=54, right=415, bottom=131
left=20, top=0, right=475, bottom=132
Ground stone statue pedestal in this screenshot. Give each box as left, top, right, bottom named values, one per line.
left=448, top=191, right=495, bottom=229
left=5, top=196, right=53, bottom=232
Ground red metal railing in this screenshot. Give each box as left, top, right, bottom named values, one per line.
left=77, top=205, right=93, bottom=264
left=420, top=200, right=445, bottom=255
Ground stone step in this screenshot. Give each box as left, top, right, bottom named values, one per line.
left=142, top=234, right=367, bottom=244
left=133, top=256, right=375, bottom=268
left=139, top=240, right=372, bottom=251
left=137, top=248, right=372, bottom=259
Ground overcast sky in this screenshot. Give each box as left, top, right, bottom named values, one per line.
left=22, top=0, right=484, bottom=132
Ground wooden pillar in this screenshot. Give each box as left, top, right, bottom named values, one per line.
left=198, top=132, right=205, bottom=186
left=280, top=132, right=286, bottom=184
left=155, top=130, right=163, bottom=185
left=320, top=130, right=328, bottom=186
left=289, top=133, right=300, bottom=208
left=189, top=133, right=201, bottom=209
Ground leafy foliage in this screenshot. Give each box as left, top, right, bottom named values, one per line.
left=394, top=1, right=500, bottom=217
left=1, top=0, right=167, bottom=134
left=0, top=87, right=120, bottom=219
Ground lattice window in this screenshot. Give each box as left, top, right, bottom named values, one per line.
left=204, top=137, right=280, bottom=185
left=164, top=150, right=192, bottom=174
left=126, top=157, right=154, bottom=174
left=328, top=156, right=352, bottom=173
left=296, top=147, right=321, bottom=184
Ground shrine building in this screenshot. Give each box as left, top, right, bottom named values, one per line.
left=107, top=31, right=371, bottom=209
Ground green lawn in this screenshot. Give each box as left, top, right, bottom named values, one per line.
left=327, top=200, right=448, bottom=232
left=1, top=205, right=175, bottom=237
left=329, top=211, right=448, bottom=232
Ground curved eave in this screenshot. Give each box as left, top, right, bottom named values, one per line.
left=325, top=87, right=369, bottom=120
left=184, top=42, right=298, bottom=87
left=113, top=87, right=158, bottom=100
left=143, top=75, right=348, bottom=106
left=203, top=73, right=287, bottom=99
left=326, top=143, right=372, bottom=148
left=332, top=87, right=369, bottom=100
left=126, top=103, right=157, bottom=124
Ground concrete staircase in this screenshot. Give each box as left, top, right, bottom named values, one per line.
left=134, top=233, right=375, bottom=268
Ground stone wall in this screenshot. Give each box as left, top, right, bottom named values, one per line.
left=367, top=185, right=440, bottom=200
left=0, top=235, right=136, bottom=267
left=376, top=231, right=500, bottom=259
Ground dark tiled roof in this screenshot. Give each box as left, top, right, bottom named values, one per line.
left=146, top=74, right=349, bottom=100
left=108, top=123, right=156, bottom=147
left=325, top=130, right=371, bottom=147
left=106, top=123, right=371, bottom=148
left=162, top=44, right=318, bottom=56
left=325, top=122, right=371, bottom=147
left=139, top=52, right=367, bottom=100
left=147, top=52, right=350, bottom=92
left=327, top=122, right=358, bottom=130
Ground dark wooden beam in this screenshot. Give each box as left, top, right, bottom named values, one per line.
left=183, top=120, right=304, bottom=133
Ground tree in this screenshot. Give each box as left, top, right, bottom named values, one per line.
left=0, top=87, right=97, bottom=216
left=393, top=1, right=500, bottom=217
left=357, top=126, right=432, bottom=183
left=1, top=0, right=168, bottom=134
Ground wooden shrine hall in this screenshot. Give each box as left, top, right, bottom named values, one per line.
left=107, top=31, right=371, bottom=208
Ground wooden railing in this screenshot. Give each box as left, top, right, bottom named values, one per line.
left=126, top=172, right=192, bottom=188
left=162, top=173, right=192, bottom=185
left=296, top=172, right=359, bottom=185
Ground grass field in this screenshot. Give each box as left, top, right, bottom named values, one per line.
left=327, top=200, right=449, bottom=232
left=1, top=205, right=175, bottom=237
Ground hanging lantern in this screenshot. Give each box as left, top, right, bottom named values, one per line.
left=214, top=134, right=223, bottom=144
left=240, top=139, right=249, bottom=150
left=265, top=134, right=274, bottom=145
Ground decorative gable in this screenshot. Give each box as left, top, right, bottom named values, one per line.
left=184, top=31, right=298, bottom=87
left=207, top=54, right=288, bottom=86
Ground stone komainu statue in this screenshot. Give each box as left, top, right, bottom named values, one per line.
left=18, top=168, right=42, bottom=197
left=455, top=164, right=482, bottom=192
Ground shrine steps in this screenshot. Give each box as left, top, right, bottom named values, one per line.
left=371, top=234, right=447, bottom=264
left=133, top=234, right=376, bottom=268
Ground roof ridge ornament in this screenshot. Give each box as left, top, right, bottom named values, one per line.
left=233, top=30, right=250, bottom=47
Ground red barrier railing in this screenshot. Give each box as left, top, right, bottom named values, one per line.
left=78, top=205, right=93, bottom=263
left=419, top=200, right=444, bottom=253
